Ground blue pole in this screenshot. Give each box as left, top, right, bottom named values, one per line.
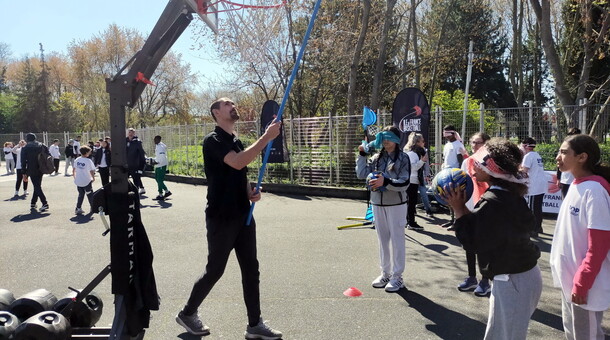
left=246, top=0, right=323, bottom=226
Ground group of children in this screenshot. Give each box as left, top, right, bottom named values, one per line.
left=2, top=132, right=172, bottom=214
left=357, top=127, right=610, bottom=339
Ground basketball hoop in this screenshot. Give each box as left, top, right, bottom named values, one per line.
left=204, top=0, right=286, bottom=13
left=185, top=0, right=285, bottom=34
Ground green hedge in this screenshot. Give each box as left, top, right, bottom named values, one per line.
left=167, top=141, right=610, bottom=183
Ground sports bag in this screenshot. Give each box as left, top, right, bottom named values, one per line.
left=38, top=144, right=55, bottom=174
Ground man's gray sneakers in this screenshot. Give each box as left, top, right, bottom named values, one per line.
left=176, top=311, right=210, bottom=336
left=245, top=318, right=282, bottom=339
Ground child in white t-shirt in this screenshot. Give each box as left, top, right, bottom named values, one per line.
left=551, top=134, right=610, bottom=340
left=521, top=137, right=547, bottom=236
left=73, top=146, right=96, bottom=215
left=441, top=125, right=468, bottom=229
left=4, top=142, right=15, bottom=174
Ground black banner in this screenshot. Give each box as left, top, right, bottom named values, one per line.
left=260, top=100, right=287, bottom=163
left=391, top=88, right=430, bottom=150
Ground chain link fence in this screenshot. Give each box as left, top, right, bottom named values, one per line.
left=2, top=104, right=608, bottom=187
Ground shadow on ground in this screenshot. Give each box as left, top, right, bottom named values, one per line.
left=397, top=289, right=487, bottom=339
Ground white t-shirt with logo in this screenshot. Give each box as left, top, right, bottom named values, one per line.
left=550, top=180, right=610, bottom=311
left=442, top=140, right=466, bottom=169
left=73, top=156, right=96, bottom=187
left=155, top=142, right=168, bottom=168
left=49, top=144, right=61, bottom=159
left=522, top=151, right=547, bottom=195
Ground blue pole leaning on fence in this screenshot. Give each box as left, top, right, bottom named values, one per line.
left=246, top=0, right=323, bottom=226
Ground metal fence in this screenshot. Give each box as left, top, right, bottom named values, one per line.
left=2, top=103, right=608, bottom=187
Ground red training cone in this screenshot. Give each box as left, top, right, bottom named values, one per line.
left=343, top=287, right=363, bottom=297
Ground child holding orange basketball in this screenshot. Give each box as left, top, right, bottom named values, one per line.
left=442, top=138, right=541, bottom=340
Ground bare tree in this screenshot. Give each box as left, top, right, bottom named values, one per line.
left=529, top=0, right=609, bottom=127
left=347, top=0, right=371, bottom=116
left=370, top=0, right=398, bottom=111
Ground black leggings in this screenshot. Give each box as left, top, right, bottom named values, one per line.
left=406, top=183, right=419, bottom=225
left=15, top=168, right=28, bottom=191
left=528, top=194, right=544, bottom=233
left=466, top=251, right=488, bottom=280
left=99, top=167, right=110, bottom=186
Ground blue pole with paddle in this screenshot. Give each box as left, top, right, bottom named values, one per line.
left=246, top=0, right=323, bottom=226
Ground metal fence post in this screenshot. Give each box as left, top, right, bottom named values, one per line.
left=328, top=115, right=333, bottom=185
left=289, top=118, right=294, bottom=183
left=479, top=103, right=485, bottom=133
left=435, top=106, right=442, bottom=174
left=579, top=98, right=588, bottom=133
left=527, top=100, right=534, bottom=137
left=185, top=124, right=190, bottom=175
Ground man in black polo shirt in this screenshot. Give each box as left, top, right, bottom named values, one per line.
left=176, top=98, right=282, bottom=339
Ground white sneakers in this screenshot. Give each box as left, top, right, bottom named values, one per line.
left=372, top=273, right=404, bottom=292
left=372, top=274, right=391, bottom=288
left=385, top=276, right=404, bottom=292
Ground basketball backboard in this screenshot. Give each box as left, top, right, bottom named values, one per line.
left=184, top=0, right=219, bottom=34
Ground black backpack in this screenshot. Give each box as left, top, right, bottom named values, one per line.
left=38, top=144, right=55, bottom=174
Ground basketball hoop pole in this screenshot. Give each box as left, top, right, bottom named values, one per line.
left=105, top=1, right=209, bottom=338
left=246, top=0, right=323, bottom=226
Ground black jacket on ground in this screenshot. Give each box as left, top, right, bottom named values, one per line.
left=94, top=147, right=111, bottom=167
left=126, top=137, right=145, bottom=171
left=454, top=188, right=540, bottom=279
left=21, top=141, right=46, bottom=177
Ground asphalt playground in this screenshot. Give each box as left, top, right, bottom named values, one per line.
left=1, top=165, right=609, bottom=339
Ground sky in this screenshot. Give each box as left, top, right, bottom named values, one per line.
left=1, top=0, right=224, bottom=88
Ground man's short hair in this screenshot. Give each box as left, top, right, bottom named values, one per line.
left=53, top=139, right=59, bottom=143
left=210, top=97, right=233, bottom=121
left=443, top=125, right=456, bottom=132
left=127, top=128, right=136, bottom=132
left=80, top=145, right=92, bottom=156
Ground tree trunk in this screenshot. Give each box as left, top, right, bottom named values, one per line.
left=370, top=0, right=398, bottom=111
left=532, top=23, right=542, bottom=106
left=401, top=6, right=412, bottom=89
left=529, top=0, right=575, bottom=121
left=428, top=0, right=455, bottom=107
left=347, top=0, right=371, bottom=116
left=509, top=0, right=518, bottom=103
left=411, top=0, right=420, bottom=88
left=576, top=2, right=610, bottom=101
